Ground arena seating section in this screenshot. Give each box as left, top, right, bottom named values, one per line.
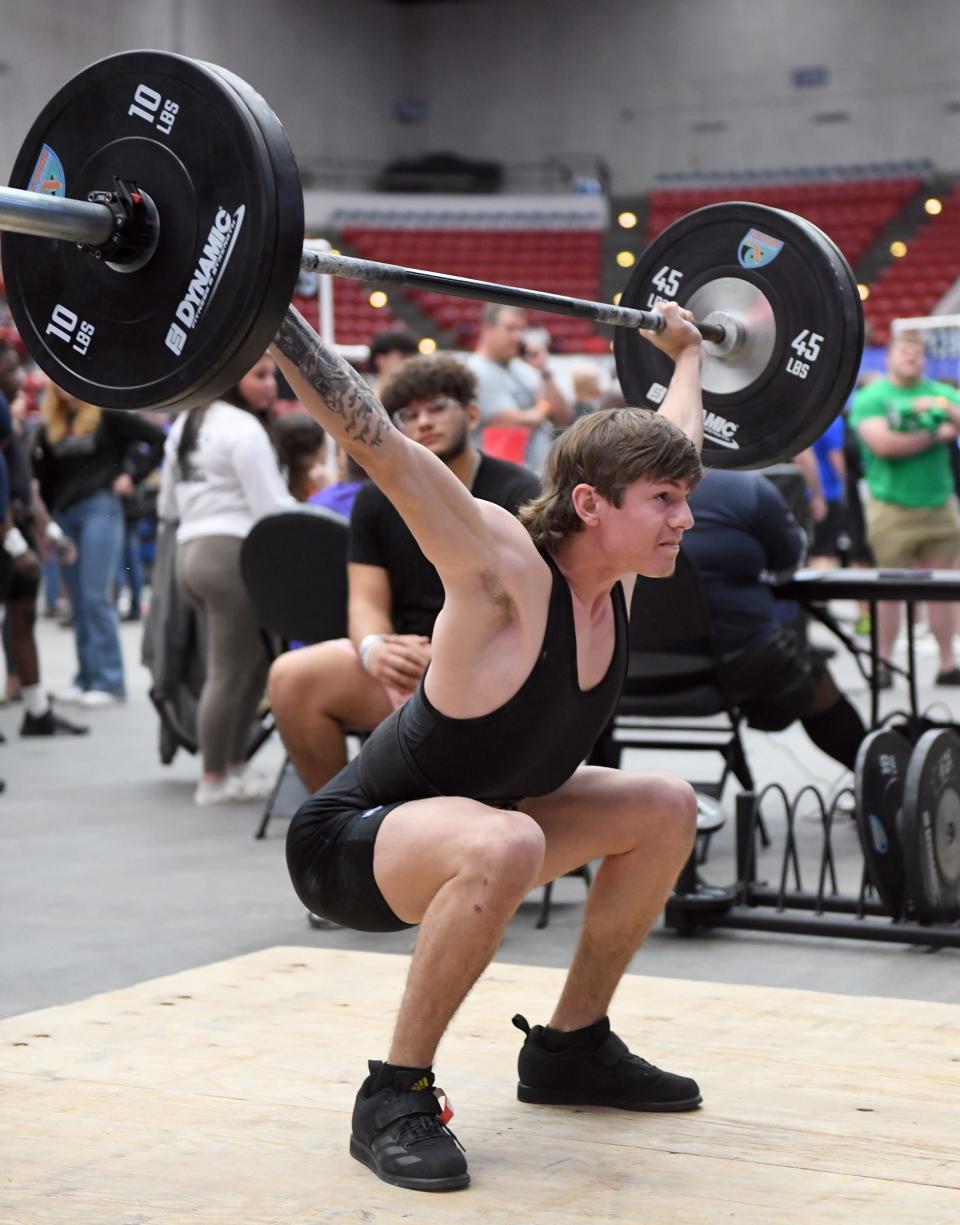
left=332, top=224, right=605, bottom=351
left=862, top=182, right=960, bottom=345
left=298, top=172, right=960, bottom=354
left=647, top=178, right=919, bottom=271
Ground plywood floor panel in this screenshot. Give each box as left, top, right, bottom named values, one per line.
left=2, top=947, right=959, bottom=1224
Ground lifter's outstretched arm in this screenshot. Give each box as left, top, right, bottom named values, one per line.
left=272, top=307, right=392, bottom=455
left=641, top=302, right=704, bottom=452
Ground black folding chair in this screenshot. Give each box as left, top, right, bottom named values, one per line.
left=239, top=508, right=350, bottom=838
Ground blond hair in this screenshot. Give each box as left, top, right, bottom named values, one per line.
left=40, top=383, right=102, bottom=444
left=518, top=408, right=702, bottom=550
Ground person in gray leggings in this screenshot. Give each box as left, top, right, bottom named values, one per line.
left=159, top=355, right=296, bottom=805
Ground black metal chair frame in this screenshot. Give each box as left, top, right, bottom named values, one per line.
left=239, top=508, right=352, bottom=840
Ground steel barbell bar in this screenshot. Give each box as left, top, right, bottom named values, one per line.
left=0, top=183, right=728, bottom=344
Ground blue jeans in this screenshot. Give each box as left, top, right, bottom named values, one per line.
left=42, top=554, right=61, bottom=613
left=116, top=517, right=144, bottom=611
left=57, top=490, right=125, bottom=696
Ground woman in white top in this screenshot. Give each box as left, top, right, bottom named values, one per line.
left=159, top=355, right=295, bottom=805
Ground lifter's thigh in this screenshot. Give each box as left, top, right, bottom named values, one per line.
left=523, top=766, right=697, bottom=886
left=373, top=798, right=547, bottom=925
left=269, top=640, right=393, bottom=731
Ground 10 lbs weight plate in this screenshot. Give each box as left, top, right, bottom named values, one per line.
left=614, top=202, right=864, bottom=468
left=900, top=729, right=960, bottom=923
left=1, top=50, right=303, bottom=411
left=853, top=727, right=911, bottom=918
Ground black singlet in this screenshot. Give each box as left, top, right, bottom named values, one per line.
left=286, top=551, right=630, bottom=931
left=356, top=550, right=629, bottom=807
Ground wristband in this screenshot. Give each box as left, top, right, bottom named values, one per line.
left=3, top=527, right=29, bottom=559
left=45, top=521, right=66, bottom=543
left=359, top=633, right=386, bottom=671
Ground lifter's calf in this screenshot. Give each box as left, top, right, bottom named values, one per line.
left=385, top=811, right=546, bottom=1068
left=548, top=773, right=696, bottom=1032
left=268, top=643, right=392, bottom=792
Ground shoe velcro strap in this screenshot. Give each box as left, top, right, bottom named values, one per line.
left=595, top=1031, right=630, bottom=1068
left=373, top=1090, right=441, bottom=1131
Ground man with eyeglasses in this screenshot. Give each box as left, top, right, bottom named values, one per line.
left=269, top=353, right=539, bottom=794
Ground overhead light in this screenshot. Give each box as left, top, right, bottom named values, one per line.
left=857, top=283, right=870, bottom=301
left=925, top=197, right=943, bottom=215
left=369, top=290, right=388, bottom=308
left=612, top=292, right=622, bottom=305
left=617, top=211, right=638, bottom=229
left=616, top=250, right=636, bottom=268
left=418, top=337, right=437, bottom=354
left=890, top=240, right=907, bottom=258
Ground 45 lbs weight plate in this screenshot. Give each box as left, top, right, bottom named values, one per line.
left=614, top=202, right=863, bottom=468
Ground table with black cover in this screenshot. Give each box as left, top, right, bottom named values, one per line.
left=776, top=568, right=960, bottom=727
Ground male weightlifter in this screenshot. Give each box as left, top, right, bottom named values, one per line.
left=271, top=301, right=705, bottom=1193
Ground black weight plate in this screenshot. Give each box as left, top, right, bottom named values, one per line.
left=853, top=728, right=911, bottom=917
left=900, top=729, right=960, bottom=923
left=1, top=50, right=303, bottom=411
left=614, top=202, right=864, bottom=469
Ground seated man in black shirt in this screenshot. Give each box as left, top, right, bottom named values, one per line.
left=683, top=468, right=865, bottom=771
left=268, top=354, right=540, bottom=792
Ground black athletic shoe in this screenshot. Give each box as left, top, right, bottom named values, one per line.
left=20, top=708, right=90, bottom=737
left=513, top=1014, right=702, bottom=1112
left=350, top=1061, right=469, bottom=1192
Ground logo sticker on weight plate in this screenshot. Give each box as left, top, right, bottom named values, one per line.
left=868, top=812, right=889, bottom=855
left=26, top=144, right=66, bottom=197
left=737, top=228, right=783, bottom=269
left=166, top=205, right=246, bottom=357
left=703, top=411, right=740, bottom=448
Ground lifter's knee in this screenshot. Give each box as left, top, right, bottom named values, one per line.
left=634, top=773, right=698, bottom=860
left=459, top=811, right=546, bottom=902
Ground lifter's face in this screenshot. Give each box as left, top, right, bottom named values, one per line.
left=588, top=475, right=695, bottom=577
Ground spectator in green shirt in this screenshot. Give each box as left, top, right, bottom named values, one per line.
left=850, top=332, right=960, bottom=685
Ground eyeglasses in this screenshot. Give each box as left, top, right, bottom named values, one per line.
left=392, top=397, right=461, bottom=428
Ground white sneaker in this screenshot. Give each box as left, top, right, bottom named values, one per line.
left=227, top=764, right=276, bottom=800
left=52, top=684, right=86, bottom=705
left=79, top=690, right=123, bottom=708
left=194, top=777, right=237, bottom=806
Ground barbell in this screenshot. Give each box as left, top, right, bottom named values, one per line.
left=0, top=50, right=865, bottom=468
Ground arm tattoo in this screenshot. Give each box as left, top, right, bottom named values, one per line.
left=274, top=305, right=390, bottom=450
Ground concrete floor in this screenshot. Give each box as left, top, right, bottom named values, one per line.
left=2, top=601, right=959, bottom=1021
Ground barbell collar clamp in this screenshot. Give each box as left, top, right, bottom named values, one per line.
left=83, top=180, right=160, bottom=274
